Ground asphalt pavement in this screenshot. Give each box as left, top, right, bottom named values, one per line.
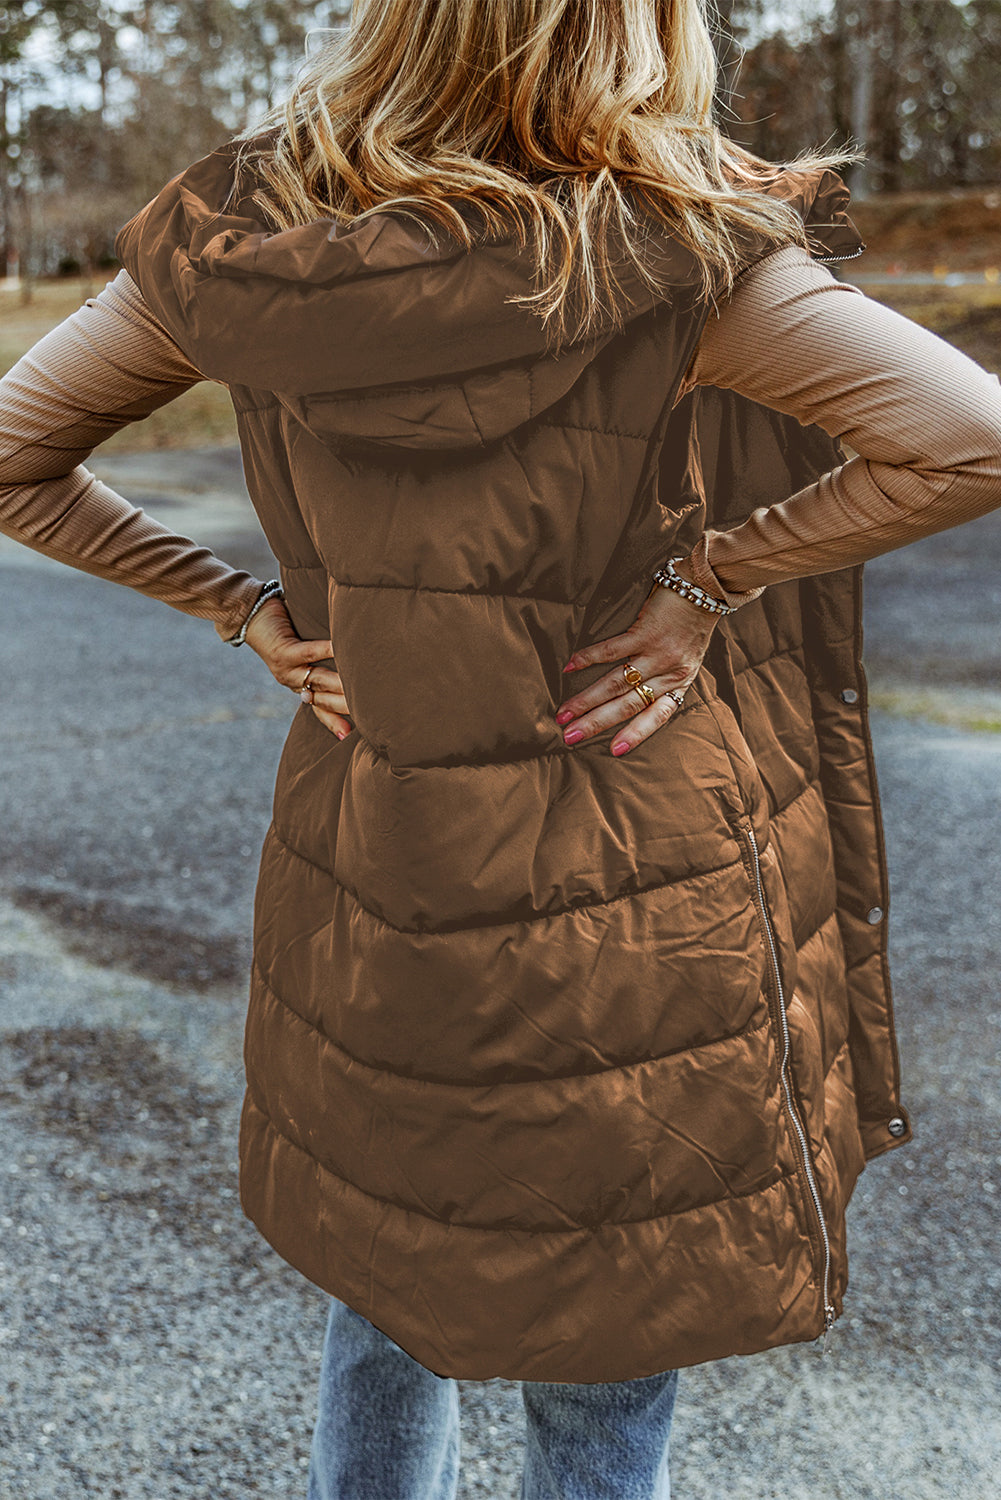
left=0, top=447, right=999, bottom=1499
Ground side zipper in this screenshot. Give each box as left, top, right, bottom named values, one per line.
left=734, top=818, right=837, bottom=1354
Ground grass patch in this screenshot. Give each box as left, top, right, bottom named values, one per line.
left=868, top=685, right=1001, bottom=733
left=848, top=185, right=1001, bottom=272
left=849, top=282, right=1001, bottom=372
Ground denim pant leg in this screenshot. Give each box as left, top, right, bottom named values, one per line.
left=306, top=1296, right=461, bottom=1500
left=519, top=1367, right=679, bottom=1500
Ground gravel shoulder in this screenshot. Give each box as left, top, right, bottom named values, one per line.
left=1, top=451, right=999, bottom=1499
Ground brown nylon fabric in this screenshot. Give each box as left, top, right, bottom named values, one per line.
left=115, top=139, right=911, bottom=1382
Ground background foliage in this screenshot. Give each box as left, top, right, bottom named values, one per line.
left=0, top=1, right=998, bottom=281
left=718, top=1, right=1001, bottom=195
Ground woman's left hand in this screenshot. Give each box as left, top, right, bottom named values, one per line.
left=556, top=568, right=722, bottom=757
left=245, top=596, right=353, bottom=739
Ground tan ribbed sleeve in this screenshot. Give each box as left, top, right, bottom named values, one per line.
left=676, top=241, right=1001, bottom=604
left=0, top=268, right=265, bottom=641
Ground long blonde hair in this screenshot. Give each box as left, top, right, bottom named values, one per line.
left=230, top=0, right=862, bottom=346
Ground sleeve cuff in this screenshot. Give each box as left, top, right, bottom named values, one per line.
left=684, top=532, right=767, bottom=610
left=213, top=576, right=272, bottom=642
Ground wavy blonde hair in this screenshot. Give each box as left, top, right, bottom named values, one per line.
left=230, top=0, right=863, bottom=346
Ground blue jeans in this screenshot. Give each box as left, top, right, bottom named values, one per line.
left=307, top=1296, right=678, bottom=1500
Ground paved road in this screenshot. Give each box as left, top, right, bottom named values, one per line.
left=1, top=448, right=999, bottom=1499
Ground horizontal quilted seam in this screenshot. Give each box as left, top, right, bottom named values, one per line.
left=354, top=694, right=706, bottom=771
left=726, top=635, right=807, bottom=679
left=267, top=823, right=749, bottom=936
left=788, top=902, right=842, bottom=960
left=243, top=1086, right=791, bottom=1235
left=249, top=956, right=773, bottom=1089
left=769, top=772, right=824, bottom=825
left=331, top=577, right=582, bottom=606
left=310, top=372, right=525, bottom=399
left=534, top=418, right=651, bottom=441
left=820, top=1032, right=851, bottom=1086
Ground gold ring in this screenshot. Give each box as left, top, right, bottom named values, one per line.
left=300, top=667, right=315, bottom=703
left=622, top=662, right=645, bottom=687
left=633, top=682, right=656, bottom=708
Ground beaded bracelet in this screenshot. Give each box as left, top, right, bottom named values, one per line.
left=651, top=555, right=736, bottom=616
left=225, top=578, right=285, bottom=646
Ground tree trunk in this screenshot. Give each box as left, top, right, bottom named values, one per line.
left=849, top=0, right=875, bottom=199
left=871, top=0, right=904, bottom=192
left=17, top=179, right=32, bottom=306
left=0, top=74, right=9, bottom=280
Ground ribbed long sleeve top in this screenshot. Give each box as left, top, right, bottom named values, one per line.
left=0, top=270, right=264, bottom=640
left=1, top=241, right=1001, bottom=633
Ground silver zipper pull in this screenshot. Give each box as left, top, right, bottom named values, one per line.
left=821, top=1304, right=836, bottom=1356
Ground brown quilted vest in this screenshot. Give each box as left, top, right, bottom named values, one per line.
left=116, top=137, right=911, bottom=1383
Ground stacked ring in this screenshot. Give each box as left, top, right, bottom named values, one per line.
left=622, top=661, right=686, bottom=715
left=623, top=660, right=656, bottom=710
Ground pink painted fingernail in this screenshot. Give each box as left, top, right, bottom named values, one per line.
left=563, top=662, right=577, bottom=673
left=555, top=709, right=574, bottom=725
left=611, top=741, right=630, bottom=756
left=564, top=729, right=584, bottom=745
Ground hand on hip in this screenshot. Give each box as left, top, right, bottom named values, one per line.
left=245, top=596, right=353, bottom=740
left=556, top=579, right=720, bottom=758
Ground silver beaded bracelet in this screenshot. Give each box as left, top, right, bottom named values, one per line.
left=225, top=578, right=285, bottom=646
left=651, top=556, right=736, bottom=616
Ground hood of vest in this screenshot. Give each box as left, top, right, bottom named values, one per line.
left=115, top=136, right=864, bottom=452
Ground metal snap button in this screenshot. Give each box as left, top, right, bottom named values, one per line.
left=866, top=906, right=883, bottom=924
left=888, top=1117, right=907, bottom=1138
left=840, top=687, right=859, bottom=704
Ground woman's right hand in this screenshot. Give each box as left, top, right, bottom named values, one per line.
left=245, top=596, right=353, bottom=739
